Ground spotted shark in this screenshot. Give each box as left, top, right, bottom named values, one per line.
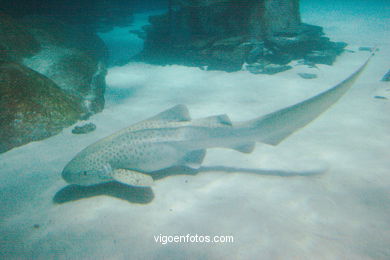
left=62, top=55, right=372, bottom=187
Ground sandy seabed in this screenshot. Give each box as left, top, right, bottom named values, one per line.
left=1, top=2, right=389, bottom=259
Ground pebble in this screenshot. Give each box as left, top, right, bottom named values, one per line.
left=298, top=73, right=318, bottom=79
left=358, top=47, right=374, bottom=52
left=72, top=123, right=96, bottom=134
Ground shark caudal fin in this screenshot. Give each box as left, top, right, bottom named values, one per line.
left=242, top=53, right=373, bottom=146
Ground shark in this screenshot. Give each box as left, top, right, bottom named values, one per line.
left=62, top=54, right=372, bottom=187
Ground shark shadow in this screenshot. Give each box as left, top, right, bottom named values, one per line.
left=54, top=165, right=325, bottom=204
left=53, top=182, right=154, bottom=204
left=151, top=165, right=326, bottom=180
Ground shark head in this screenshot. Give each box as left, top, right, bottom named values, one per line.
left=62, top=153, right=112, bottom=186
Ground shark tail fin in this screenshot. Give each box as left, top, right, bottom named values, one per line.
left=242, top=53, right=373, bottom=146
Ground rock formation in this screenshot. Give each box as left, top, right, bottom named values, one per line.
left=0, top=13, right=108, bottom=152
left=0, top=61, right=81, bottom=153
left=21, top=16, right=108, bottom=116
left=137, top=0, right=346, bottom=72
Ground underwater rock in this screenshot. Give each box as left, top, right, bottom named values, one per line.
left=246, top=63, right=292, bottom=75
left=24, top=51, right=107, bottom=117
left=296, top=59, right=319, bottom=68
left=205, top=41, right=253, bottom=71
left=0, top=61, right=81, bottom=153
left=381, top=70, right=390, bottom=81
left=298, top=73, right=318, bottom=79
left=21, top=16, right=108, bottom=117
left=19, top=16, right=109, bottom=62
left=304, top=50, right=339, bottom=65
left=359, top=47, right=375, bottom=52
left=246, top=42, right=267, bottom=64
left=72, top=123, right=97, bottom=134
left=268, top=24, right=323, bottom=50
left=262, top=64, right=292, bottom=75
left=246, top=63, right=264, bottom=74
left=373, top=96, right=388, bottom=100
left=0, top=13, right=40, bottom=62
left=138, top=0, right=346, bottom=73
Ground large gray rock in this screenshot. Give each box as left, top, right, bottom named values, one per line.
left=0, top=62, right=81, bottom=153
left=0, top=14, right=109, bottom=152
left=21, top=16, right=108, bottom=116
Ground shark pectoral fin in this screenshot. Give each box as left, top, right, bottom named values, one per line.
left=232, top=142, right=256, bottom=153
left=111, top=169, right=153, bottom=187
left=179, top=149, right=206, bottom=169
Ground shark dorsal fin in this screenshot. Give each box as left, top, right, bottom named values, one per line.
left=148, top=104, right=191, bottom=122
left=193, top=114, right=232, bottom=127
left=122, top=105, right=191, bottom=132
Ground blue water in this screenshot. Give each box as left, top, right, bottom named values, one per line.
left=98, top=11, right=165, bottom=66
left=300, top=0, right=389, bottom=43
